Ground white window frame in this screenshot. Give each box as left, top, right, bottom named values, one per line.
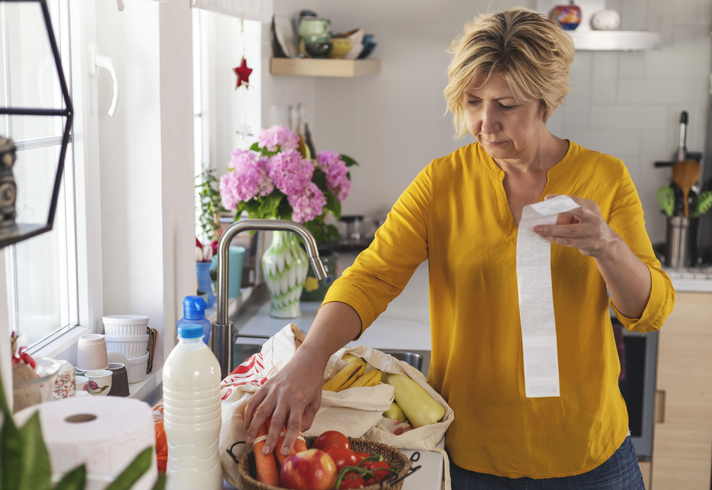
left=26, top=0, right=102, bottom=360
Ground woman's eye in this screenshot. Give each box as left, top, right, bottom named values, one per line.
left=467, top=100, right=480, bottom=106
left=500, top=103, right=516, bottom=110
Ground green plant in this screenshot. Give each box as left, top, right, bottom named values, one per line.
left=0, top=367, right=166, bottom=490
left=196, top=165, right=225, bottom=245
left=694, top=190, right=712, bottom=218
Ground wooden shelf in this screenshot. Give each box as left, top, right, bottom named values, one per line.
left=270, top=58, right=381, bottom=78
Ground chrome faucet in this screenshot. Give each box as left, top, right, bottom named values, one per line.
left=213, top=219, right=328, bottom=378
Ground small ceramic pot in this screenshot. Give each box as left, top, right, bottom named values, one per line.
left=52, top=360, right=76, bottom=400
left=76, top=334, right=109, bottom=371
left=550, top=3, right=582, bottom=30
left=591, top=10, right=621, bottom=30
left=85, top=369, right=113, bottom=396
left=107, top=363, right=130, bottom=397
left=298, top=17, right=331, bottom=44
left=305, top=41, right=333, bottom=59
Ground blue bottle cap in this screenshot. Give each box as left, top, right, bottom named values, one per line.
left=182, top=295, right=207, bottom=320
left=177, top=324, right=203, bottom=339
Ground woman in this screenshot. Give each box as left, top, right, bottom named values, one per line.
left=245, top=7, right=674, bottom=488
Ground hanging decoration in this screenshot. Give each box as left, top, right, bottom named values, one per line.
left=233, top=57, right=253, bottom=89
left=233, top=11, right=253, bottom=146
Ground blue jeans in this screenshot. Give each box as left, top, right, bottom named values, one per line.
left=450, top=436, right=645, bottom=489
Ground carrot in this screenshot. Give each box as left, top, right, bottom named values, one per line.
left=294, top=432, right=307, bottom=453
left=253, top=420, right=280, bottom=486
left=275, top=425, right=298, bottom=466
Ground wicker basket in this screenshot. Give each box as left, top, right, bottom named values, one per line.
left=234, top=436, right=416, bottom=490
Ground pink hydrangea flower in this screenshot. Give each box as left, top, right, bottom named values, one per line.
left=258, top=125, right=300, bottom=152
left=219, top=149, right=273, bottom=210
left=316, top=150, right=351, bottom=202
left=266, top=149, right=314, bottom=197
left=288, top=183, right=327, bottom=223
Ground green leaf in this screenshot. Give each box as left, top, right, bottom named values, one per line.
left=327, top=224, right=340, bottom=240
left=105, top=446, right=153, bottom=490
left=694, top=190, right=712, bottom=218
left=657, top=187, right=675, bottom=218
left=1, top=393, right=23, bottom=490
left=152, top=474, right=166, bottom=490
left=249, top=142, right=260, bottom=152
left=340, top=154, right=359, bottom=167
left=257, top=192, right=283, bottom=218
left=53, top=465, right=86, bottom=490
left=18, top=413, right=52, bottom=490
left=323, top=190, right=341, bottom=220
left=312, top=169, right=327, bottom=188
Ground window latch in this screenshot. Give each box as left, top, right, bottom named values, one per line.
left=88, top=45, right=119, bottom=117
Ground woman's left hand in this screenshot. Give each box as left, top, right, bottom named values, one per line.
left=532, top=194, right=619, bottom=258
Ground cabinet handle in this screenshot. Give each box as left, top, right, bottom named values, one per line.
left=655, top=389, right=666, bottom=424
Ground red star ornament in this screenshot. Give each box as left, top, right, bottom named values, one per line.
left=233, top=57, right=253, bottom=89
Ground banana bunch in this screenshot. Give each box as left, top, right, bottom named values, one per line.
left=385, top=373, right=445, bottom=428
left=322, top=356, right=382, bottom=392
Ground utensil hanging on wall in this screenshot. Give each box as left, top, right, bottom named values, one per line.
left=672, top=111, right=701, bottom=218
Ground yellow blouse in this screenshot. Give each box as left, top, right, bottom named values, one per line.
left=323, top=141, right=675, bottom=478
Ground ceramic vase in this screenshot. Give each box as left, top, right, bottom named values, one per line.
left=262, top=230, right=309, bottom=318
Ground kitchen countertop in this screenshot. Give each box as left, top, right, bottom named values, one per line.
left=663, top=265, right=712, bottom=292
left=234, top=253, right=432, bottom=353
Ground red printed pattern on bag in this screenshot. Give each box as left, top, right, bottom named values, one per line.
left=221, top=353, right=269, bottom=388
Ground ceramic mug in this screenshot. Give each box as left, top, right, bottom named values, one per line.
left=75, top=375, right=89, bottom=393
left=84, top=369, right=112, bottom=396
left=77, top=334, right=109, bottom=371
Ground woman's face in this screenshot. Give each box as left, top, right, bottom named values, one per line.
left=463, top=72, right=549, bottom=162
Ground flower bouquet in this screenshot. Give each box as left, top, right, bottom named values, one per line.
left=219, top=125, right=357, bottom=317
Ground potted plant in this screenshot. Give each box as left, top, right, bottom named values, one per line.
left=219, top=125, right=357, bottom=317
left=195, top=166, right=224, bottom=308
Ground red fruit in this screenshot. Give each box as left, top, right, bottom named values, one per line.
left=314, top=430, right=350, bottom=451
left=324, top=446, right=359, bottom=472
left=354, top=451, right=371, bottom=462
left=367, top=461, right=396, bottom=483
left=280, top=448, right=337, bottom=490
left=338, top=472, right=367, bottom=489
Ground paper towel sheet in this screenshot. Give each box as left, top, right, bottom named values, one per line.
left=516, top=196, right=580, bottom=398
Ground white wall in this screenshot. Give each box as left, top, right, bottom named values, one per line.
left=304, top=0, right=711, bottom=246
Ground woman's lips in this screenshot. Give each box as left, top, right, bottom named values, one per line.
left=483, top=139, right=506, bottom=147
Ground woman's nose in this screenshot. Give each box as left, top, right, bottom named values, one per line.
left=481, top=105, right=499, bottom=134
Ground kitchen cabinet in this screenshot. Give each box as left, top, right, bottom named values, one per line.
left=270, top=58, right=381, bottom=77
left=651, top=292, right=712, bottom=489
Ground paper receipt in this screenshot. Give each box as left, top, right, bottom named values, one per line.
left=516, top=195, right=580, bottom=398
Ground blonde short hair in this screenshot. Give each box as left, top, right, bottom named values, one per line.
left=444, top=7, right=575, bottom=137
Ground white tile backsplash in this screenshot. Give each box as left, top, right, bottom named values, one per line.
left=618, top=79, right=699, bottom=104
left=674, top=0, right=712, bottom=26
left=591, top=52, right=618, bottom=103
left=589, top=105, right=668, bottom=130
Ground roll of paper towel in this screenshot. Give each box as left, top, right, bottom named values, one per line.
left=14, top=396, right=158, bottom=490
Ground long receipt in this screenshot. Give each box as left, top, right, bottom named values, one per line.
left=516, top=195, right=580, bottom=398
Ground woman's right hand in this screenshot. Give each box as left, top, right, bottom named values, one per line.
left=244, top=345, right=328, bottom=456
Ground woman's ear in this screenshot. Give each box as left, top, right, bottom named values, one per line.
left=546, top=104, right=560, bottom=120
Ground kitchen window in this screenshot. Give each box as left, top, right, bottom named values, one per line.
left=1, top=0, right=84, bottom=351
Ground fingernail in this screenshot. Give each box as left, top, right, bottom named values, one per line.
left=245, top=436, right=252, bottom=445
left=263, top=445, right=271, bottom=454
left=533, top=226, right=542, bottom=233
left=282, top=446, right=291, bottom=456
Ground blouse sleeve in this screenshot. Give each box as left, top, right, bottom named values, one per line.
left=607, top=164, right=676, bottom=333
left=321, top=163, right=432, bottom=339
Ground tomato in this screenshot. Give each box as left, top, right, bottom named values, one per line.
left=314, top=430, right=350, bottom=451
left=354, top=452, right=371, bottom=463
left=368, top=461, right=396, bottom=483
left=324, top=446, right=359, bottom=472
left=337, top=472, right=366, bottom=489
